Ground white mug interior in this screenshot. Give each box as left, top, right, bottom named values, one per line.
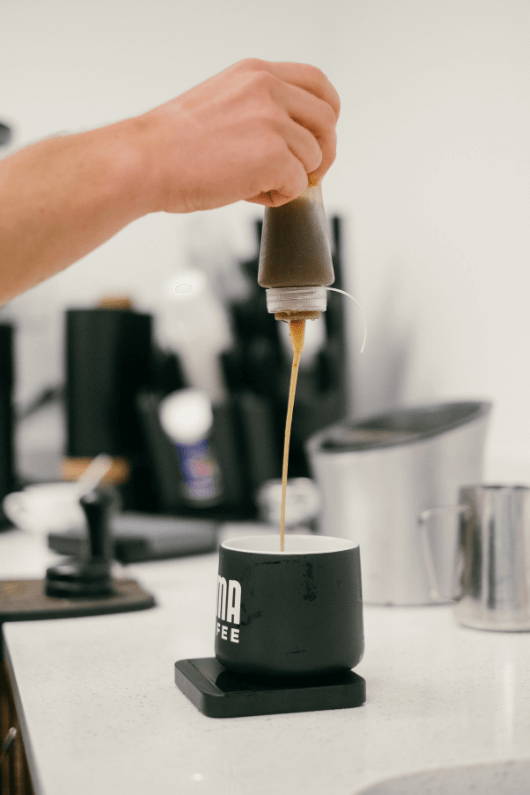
left=221, top=534, right=355, bottom=555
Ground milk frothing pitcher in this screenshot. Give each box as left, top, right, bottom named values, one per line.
left=420, top=484, right=530, bottom=631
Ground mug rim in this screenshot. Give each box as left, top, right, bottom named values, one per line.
left=221, top=534, right=355, bottom=556
left=461, top=483, right=530, bottom=492
left=23, top=482, right=81, bottom=493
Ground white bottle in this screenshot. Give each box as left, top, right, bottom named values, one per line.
left=157, top=269, right=232, bottom=403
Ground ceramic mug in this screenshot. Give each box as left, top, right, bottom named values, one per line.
left=215, top=534, right=364, bottom=678
left=3, top=483, right=85, bottom=535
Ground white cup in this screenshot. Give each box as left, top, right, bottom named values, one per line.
left=3, top=482, right=85, bottom=535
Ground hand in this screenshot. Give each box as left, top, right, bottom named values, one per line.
left=137, top=58, right=340, bottom=213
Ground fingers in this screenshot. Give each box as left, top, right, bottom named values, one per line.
left=269, top=61, right=340, bottom=121
left=234, top=59, right=339, bottom=181
left=247, top=193, right=281, bottom=207
left=237, top=58, right=340, bottom=120
left=307, top=125, right=336, bottom=182
left=271, top=153, right=309, bottom=203
left=271, top=81, right=337, bottom=179
left=273, top=115, right=323, bottom=175
left=249, top=140, right=310, bottom=207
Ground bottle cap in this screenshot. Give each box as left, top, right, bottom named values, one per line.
left=265, top=286, right=327, bottom=315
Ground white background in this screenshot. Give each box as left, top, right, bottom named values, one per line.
left=1, top=0, right=529, bottom=475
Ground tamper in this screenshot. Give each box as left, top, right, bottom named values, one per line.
left=45, top=488, right=115, bottom=598
left=1, top=487, right=155, bottom=621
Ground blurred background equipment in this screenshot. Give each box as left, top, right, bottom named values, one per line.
left=0, top=122, right=13, bottom=147
left=48, top=513, right=218, bottom=563
left=256, top=478, right=321, bottom=533
left=307, top=401, right=492, bottom=606
left=157, top=269, right=233, bottom=402
left=64, top=303, right=154, bottom=508
left=63, top=213, right=349, bottom=521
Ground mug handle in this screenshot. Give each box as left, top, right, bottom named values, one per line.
left=418, top=505, right=471, bottom=602
left=2, top=492, right=28, bottom=527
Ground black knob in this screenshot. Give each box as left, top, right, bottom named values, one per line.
left=45, top=488, right=115, bottom=599
left=80, top=488, right=114, bottom=563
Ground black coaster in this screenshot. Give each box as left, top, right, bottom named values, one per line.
left=174, top=657, right=366, bottom=718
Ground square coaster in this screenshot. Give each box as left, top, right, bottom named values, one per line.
left=174, top=657, right=365, bottom=718
left=0, top=578, right=155, bottom=622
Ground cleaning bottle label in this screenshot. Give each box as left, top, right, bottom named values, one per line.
left=176, top=439, right=222, bottom=503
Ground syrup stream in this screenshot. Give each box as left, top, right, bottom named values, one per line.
left=279, top=318, right=306, bottom=551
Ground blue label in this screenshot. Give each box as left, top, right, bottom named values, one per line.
left=176, top=439, right=222, bottom=502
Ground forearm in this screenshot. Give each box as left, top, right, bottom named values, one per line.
left=0, top=60, right=339, bottom=303
left=0, top=118, right=152, bottom=303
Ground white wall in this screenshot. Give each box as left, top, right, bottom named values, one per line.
left=329, top=0, right=530, bottom=477
left=1, top=0, right=529, bottom=475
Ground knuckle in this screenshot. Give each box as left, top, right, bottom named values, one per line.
left=251, top=69, right=277, bottom=93
left=234, top=57, right=267, bottom=72
left=249, top=103, right=283, bottom=135
left=262, top=101, right=285, bottom=127
left=304, top=63, right=327, bottom=84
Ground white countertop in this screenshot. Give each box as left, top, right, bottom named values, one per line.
left=3, top=527, right=530, bottom=795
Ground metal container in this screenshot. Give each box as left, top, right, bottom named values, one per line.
left=306, top=401, right=491, bottom=605
left=422, top=484, right=530, bottom=631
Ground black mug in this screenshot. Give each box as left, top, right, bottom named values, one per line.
left=215, top=534, right=364, bottom=678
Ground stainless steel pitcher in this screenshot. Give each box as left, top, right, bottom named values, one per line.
left=421, top=484, right=530, bottom=631
left=307, top=402, right=491, bottom=605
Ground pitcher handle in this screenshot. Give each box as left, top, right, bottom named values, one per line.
left=418, top=505, right=470, bottom=602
